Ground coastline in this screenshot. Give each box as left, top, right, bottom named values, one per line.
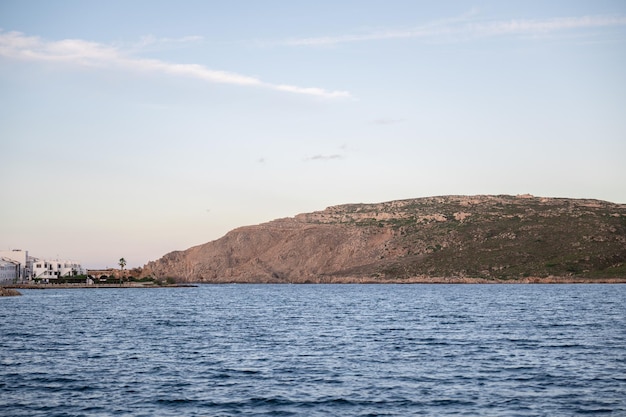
left=5, top=277, right=625, bottom=288
left=5, top=283, right=198, bottom=290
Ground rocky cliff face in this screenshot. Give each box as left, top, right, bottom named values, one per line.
left=142, top=195, right=626, bottom=282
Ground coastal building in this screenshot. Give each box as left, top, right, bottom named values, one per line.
left=0, top=249, right=85, bottom=283
left=0, top=259, right=20, bottom=284
left=0, top=249, right=31, bottom=282
left=31, top=259, right=85, bottom=281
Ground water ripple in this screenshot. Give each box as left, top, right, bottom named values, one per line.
left=1, top=284, right=625, bottom=416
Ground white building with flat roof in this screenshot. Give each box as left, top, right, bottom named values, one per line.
left=31, top=259, right=85, bottom=281
left=0, top=249, right=85, bottom=283
left=0, top=259, right=20, bottom=284
left=0, top=249, right=30, bottom=282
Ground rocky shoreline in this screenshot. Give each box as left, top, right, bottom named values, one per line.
left=3, top=277, right=624, bottom=291
left=210, top=276, right=626, bottom=284
left=0, top=287, right=22, bottom=296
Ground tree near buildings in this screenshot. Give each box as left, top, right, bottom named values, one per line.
left=119, top=258, right=127, bottom=285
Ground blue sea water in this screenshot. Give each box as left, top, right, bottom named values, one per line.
left=1, top=284, right=625, bottom=416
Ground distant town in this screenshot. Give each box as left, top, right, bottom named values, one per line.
left=0, top=249, right=142, bottom=285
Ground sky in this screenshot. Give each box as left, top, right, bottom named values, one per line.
left=1, top=1, right=625, bottom=269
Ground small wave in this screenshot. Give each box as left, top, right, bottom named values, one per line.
left=1, top=284, right=625, bottom=417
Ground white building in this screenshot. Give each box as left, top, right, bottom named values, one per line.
left=0, top=259, right=20, bottom=284
left=0, top=249, right=85, bottom=283
left=31, top=259, right=85, bottom=281
left=0, top=249, right=31, bottom=282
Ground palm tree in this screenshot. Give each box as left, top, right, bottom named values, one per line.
left=119, top=258, right=126, bottom=286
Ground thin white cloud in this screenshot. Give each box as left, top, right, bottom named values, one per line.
left=282, top=14, right=626, bottom=46
left=132, top=34, right=204, bottom=49
left=275, top=84, right=351, bottom=99
left=306, top=154, right=344, bottom=161
left=472, top=15, right=626, bottom=37
left=123, top=34, right=205, bottom=54
left=0, top=30, right=350, bottom=99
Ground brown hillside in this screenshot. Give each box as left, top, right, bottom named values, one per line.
left=142, top=195, right=626, bottom=283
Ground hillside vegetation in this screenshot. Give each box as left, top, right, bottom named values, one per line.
left=143, top=195, right=626, bottom=283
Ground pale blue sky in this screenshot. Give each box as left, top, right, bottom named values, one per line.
left=1, top=1, right=625, bottom=268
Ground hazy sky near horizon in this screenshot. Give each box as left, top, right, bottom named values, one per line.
left=1, top=1, right=625, bottom=268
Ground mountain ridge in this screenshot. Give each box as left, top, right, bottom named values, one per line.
left=142, top=195, right=626, bottom=283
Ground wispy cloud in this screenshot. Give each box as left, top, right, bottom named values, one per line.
left=132, top=34, right=204, bottom=48
left=282, top=14, right=626, bottom=46
left=305, top=154, right=344, bottom=161
left=0, top=30, right=351, bottom=99
left=123, top=34, right=204, bottom=53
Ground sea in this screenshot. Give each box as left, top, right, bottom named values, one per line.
left=1, top=284, right=625, bottom=416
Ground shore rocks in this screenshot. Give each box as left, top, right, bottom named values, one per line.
left=0, top=287, right=22, bottom=296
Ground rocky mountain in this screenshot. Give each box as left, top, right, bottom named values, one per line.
left=142, top=195, right=626, bottom=283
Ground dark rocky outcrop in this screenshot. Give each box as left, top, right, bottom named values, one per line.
left=0, top=287, right=22, bottom=296
left=143, top=195, right=626, bottom=283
